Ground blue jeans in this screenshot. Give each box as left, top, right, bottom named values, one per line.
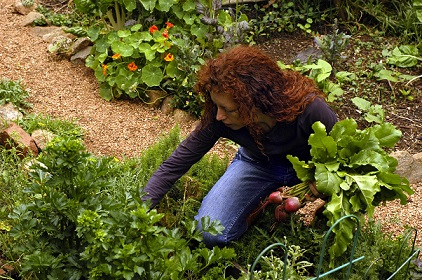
left=194, top=147, right=300, bottom=247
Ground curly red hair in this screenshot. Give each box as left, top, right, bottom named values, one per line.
left=194, top=44, right=325, bottom=143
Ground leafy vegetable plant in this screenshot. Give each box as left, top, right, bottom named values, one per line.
left=287, top=119, right=413, bottom=268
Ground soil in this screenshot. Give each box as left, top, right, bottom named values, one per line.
left=1, top=0, right=422, bottom=250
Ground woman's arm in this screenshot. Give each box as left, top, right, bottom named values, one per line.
left=142, top=126, right=220, bottom=207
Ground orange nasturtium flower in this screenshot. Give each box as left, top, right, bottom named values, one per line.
left=162, top=29, right=169, bottom=39
left=102, top=64, right=108, bottom=76
left=112, top=53, right=121, bottom=60
left=149, top=25, right=159, bottom=33
left=165, top=21, right=174, bottom=28
left=128, top=62, right=138, bottom=71
left=164, top=53, right=174, bottom=62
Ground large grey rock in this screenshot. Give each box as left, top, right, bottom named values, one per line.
left=391, top=150, right=422, bottom=184
left=31, top=129, right=56, bottom=151
left=0, top=103, right=23, bottom=122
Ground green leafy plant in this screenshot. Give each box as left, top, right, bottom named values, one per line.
left=248, top=1, right=324, bottom=40
left=313, top=19, right=351, bottom=69
left=383, top=44, right=421, bottom=68
left=79, top=0, right=250, bottom=117
left=278, top=59, right=344, bottom=102
left=0, top=78, right=32, bottom=113
left=351, top=97, right=385, bottom=124
left=286, top=119, right=413, bottom=268
left=8, top=137, right=114, bottom=278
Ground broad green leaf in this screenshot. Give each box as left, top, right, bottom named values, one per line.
left=351, top=97, right=371, bottom=111
left=348, top=174, right=379, bottom=217
left=165, top=60, right=182, bottom=78
left=387, top=45, right=419, bottom=67
left=99, top=83, right=113, bottom=101
left=87, top=26, right=101, bottom=41
left=139, top=0, right=157, bottom=11
left=117, top=29, right=131, bottom=38
left=369, top=123, right=402, bottom=147
left=349, top=150, right=390, bottom=171
left=111, top=40, right=134, bottom=57
left=286, top=155, right=314, bottom=182
left=375, top=69, right=398, bottom=82
left=309, top=122, right=337, bottom=161
left=330, top=119, right=357, bottom=142
left=141, top=64, right=164, bottom=87
left=123, top=0, right=137, bottom=11
left=139, top=43, right=156, bottom=61
left=157, top=0, right=177, bottom=12
left=314, top=163, right=342, bottom=195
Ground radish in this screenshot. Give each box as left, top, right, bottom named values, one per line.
left=268, top=191, right=283, bottom=204
left=284, top=197, right=301, bottom=213
left=274, top=204, right=289, bottom=222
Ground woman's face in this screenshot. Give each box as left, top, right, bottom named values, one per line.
left=210, top=91, right=245, bottom=130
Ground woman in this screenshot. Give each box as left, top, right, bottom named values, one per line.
left=142, top=45, right=338, bottom=247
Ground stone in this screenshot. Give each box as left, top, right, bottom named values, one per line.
left=160, top=96, right=174, bottom=115
left=14, top=1, right=35, bottom=15
left=21, top=11, right=45, bottom=27
left=0, top=103, right=23, bottom=122
left=145, top=90, right=167, bottom=108
left=173, top=109, right=195, bottom=124
left=30, top=26, right=63, bottom=40
left=31, top=129, right=55, bottom=151
left=70, top=46, right=92, bottom=65
left=291, top=47, right=323, bottom=64
left=70, top=37, right=92, bottom=55
left=391, top=150, right=422, bottom=184
left=0, top=122, right=38, bottom=158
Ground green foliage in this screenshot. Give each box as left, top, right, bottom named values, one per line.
left=313, top=19, right=351, bottom=69
left=384, top=44, right=422, bottom=67
left=80, top=0, right=250, bottom=117
left=0, top=78, right=32, bottom=113
left=278, top=59, right=344, bottom=102
left=248, top=1, right=325, bottom=39
left=4, top=128, right=236, bottom=279
left=338, top=0, right=422, bottom=43
left=8, top=137, right=113, bottom=278
left=287, top=119, right=413, bottom=267
left=35, top=5, right=74, bottom=27
left=19, top=114, right=84, bottom=139
left=351, top=97, right=385, bottom=124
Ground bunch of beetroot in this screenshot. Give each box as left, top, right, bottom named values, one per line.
left=247, top=182, right=322, bottom=225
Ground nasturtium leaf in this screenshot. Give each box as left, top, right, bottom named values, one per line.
left=157, top=0, right=176, bottom=12
left=117, top=29, right=131, bottom=38
left=165, top=60, right=182, bottom=78
left=139, top=43, right=156, bottom=61
left=314, top=163, right=342, bottom=195
left=111, top=40, right=134, bottom=57
left=141, top=64, right=163, bottom=87
left=139, top=0, right=157, bottom=11
left=123, top=0, right=137, bottom=11
left=99, top=83, right=113, bottom=101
